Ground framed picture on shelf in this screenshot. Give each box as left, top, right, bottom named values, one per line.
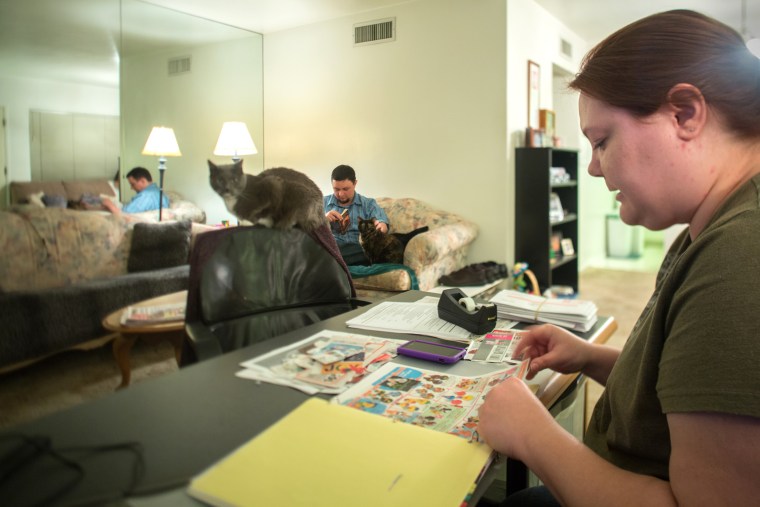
left=527, top=60, right=540, bottom=129
left=550, top=232, right=563, bottom=259
left=549, top=192, right=564, bottom=222
left=561, top=238, right=575, bottom=256
left=539, top=109, right=555, bottom=145
left=525, top=127, right=545, bottom=148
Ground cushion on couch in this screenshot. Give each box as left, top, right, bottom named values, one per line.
left=128, top=220, right=192, bottom=273
left=62, top=180, right=117, bottom=203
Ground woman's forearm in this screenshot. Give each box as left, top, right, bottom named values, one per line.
left=580, top=344, right=620, bottom=386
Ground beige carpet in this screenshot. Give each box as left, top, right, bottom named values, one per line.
left=0, top=267, right=657, bottom=431
left=578, top=267, right=657, bottom=424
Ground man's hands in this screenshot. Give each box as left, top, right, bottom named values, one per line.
left=325, top=210, right=388, bottom=234
left=374, top=220, right=388, bottom=233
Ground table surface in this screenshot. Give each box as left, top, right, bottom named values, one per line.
left=2, top=290, right=615, bottom=506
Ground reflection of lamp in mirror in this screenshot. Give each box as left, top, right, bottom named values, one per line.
left=213, top=121, right=257, bottom=162
left=142, top=126, right=181, bottom=221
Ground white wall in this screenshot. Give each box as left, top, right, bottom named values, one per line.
left=505, top=0, right=612, bottom=272
left=121, top=35, right=264, bottom=224
left=0, top=76, right=118, bottom=184
left=264, top=0, right=508, bottom=263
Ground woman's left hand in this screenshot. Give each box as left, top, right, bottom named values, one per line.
left=477, top=377, right=557, bottom=459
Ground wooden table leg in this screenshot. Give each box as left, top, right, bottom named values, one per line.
left=112, top=333, right=138, bottom=389
left=165, top=330, right=185, bottom=365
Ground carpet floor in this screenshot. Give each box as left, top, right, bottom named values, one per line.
left=0, top=267, right=657, bottom=431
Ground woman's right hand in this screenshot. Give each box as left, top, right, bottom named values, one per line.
left=512, top=324, right=593, bottom=380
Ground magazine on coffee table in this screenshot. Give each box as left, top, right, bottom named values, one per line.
left=120, top=302, right=186, bottom=326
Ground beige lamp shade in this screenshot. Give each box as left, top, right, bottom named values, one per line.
left=142, top=127, right=182, bottom=157
left=213, top=122, right=257, bottom=158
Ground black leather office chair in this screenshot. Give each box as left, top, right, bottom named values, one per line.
left=182, top=225, right=364, bottom=365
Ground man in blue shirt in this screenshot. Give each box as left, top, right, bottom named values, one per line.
left=103, top=167, right=169, bottom=215
left=324, top=164, right=389, bottom=265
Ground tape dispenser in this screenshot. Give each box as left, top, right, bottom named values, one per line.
left=437, top=288, right=497, bottom=335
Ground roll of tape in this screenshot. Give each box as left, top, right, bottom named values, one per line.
left=459, top=297, right=476, bottom=312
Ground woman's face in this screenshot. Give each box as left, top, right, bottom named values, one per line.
left=579, top=93, right=705, bottom=231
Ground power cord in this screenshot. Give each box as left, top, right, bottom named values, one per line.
left=0, top=433, right=145, bottom=507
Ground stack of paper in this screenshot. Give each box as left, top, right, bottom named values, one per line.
left=488, top=290, right=598, bottom=332
left=236, top=331, right=404, bottom=395
left=346, top=301, right=474, bottom=341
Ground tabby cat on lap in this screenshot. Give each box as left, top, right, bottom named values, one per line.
left=357, top=217, right=429, bottom=265
left=208, top=160, right=326, bottom=232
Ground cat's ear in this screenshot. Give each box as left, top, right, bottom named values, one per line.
left=234, top=159, right=243, bottom=170
left=208, top=160, right=217, bottom=170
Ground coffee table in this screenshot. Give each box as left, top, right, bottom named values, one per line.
left=102, top=290, right=187, bottom=388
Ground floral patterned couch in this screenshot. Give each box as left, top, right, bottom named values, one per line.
left=9, top=180, right=206, bottom=224
left=0, top=207, right=212, bottom=372
left=352, top=197, right=478, bottom=295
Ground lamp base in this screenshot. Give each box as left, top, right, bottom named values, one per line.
left=158, top=157, right=166, bottom=222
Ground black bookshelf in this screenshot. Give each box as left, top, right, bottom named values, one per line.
left=515, top=147, right=579, bottom=294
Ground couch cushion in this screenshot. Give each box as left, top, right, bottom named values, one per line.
left=63, top=180, right=116, bottom=203
left=10, top=181, right=67, bottom=205
left=128, top=220, right=192, bottom=273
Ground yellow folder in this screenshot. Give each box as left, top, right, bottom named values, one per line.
left=188, top=397, right=493, bottom=507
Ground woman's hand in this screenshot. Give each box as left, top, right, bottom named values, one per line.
left=514, top=324, right=620, bottom=386
left=477, top=377, right=558, bottom=459
left=513, top=324, right=592, bottom=380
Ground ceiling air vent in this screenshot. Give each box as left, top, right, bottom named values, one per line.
left=354, top=17, right=396, bottom=47
left=560, top=38, right=573, bottom=59
left=168, top=56, right=191, bottom=76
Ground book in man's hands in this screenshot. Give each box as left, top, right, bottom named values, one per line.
left=120, top=302, right=186, bottom=326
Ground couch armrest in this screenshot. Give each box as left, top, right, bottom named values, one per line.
left=403, top=223, right=478, bottom=268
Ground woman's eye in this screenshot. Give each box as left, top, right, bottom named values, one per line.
left=593, top=138, right=606, bottom=150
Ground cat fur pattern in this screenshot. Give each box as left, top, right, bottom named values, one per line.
left=357, top=217, right=429, bottom=265
left=208, top=160, right=326, bottom=232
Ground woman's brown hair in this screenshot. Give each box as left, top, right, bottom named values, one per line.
left=569, top=10, right=760, bottom=139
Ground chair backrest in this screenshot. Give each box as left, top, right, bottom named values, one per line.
left=183, top=226, right=355, bottom=364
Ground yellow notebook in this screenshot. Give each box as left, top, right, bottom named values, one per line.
left=188, top=397, right=493, bottom=507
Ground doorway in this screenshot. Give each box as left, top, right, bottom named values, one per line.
left=0, top=106, right=7, bottom=208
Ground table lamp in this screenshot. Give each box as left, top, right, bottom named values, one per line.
left=213, top=122, right=257, bottom=162
left=142, top=126, right=181, bottom=221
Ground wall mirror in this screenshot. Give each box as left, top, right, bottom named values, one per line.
left=0, top=0, right=263, bottom=223
left=120, top=0, right=263, bottom=224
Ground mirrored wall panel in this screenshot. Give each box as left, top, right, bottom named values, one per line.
left=120, top=0, right=263, bottom=224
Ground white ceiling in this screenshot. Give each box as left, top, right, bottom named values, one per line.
left=148, top=0, right=759, bottom=43
left=2, top=0, right=758, bottom=87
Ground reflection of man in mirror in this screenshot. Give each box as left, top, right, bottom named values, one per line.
left=102, top=166, right=169, bottom=215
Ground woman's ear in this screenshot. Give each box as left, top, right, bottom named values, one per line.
left=667, top=83, right=707, bottom=140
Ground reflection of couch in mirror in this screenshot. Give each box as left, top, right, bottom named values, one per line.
left=9, top=180, right=206, bottom=224
left=0, top=206, right=213, bottom=373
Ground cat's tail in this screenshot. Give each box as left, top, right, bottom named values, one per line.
left=393, top=226, right=429, bottom=247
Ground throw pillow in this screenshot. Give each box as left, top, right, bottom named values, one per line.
left=128, top=220, right=192, bottom=273
left=28, top=191, right=45, bottom=208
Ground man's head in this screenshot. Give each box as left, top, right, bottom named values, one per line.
left=125, top=167, right=153, bottom=193
left=331, top=164, right=357, bottom=206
